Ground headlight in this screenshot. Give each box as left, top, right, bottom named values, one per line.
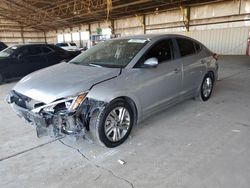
left=32, top=92, right=88, bottom=113
left=66, top=93, right=87, bottom=111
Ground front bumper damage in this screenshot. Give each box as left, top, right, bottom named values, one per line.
left=6, top=90, right=105, bottom=138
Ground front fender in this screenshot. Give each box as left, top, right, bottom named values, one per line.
left=87, top=75, right=143, bottom=123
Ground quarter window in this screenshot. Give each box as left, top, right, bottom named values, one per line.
left=194, top=42, right=201, bottom=53
left=176, top=38, right=196, bottom=57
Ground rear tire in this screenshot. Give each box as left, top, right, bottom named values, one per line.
left=89, top=99, right=134, bottom=148
left=200, top=73, right=214, bottom=101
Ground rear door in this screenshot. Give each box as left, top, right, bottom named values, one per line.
left=26, top=46, right=48, bottom=72
left=53, top=45, right=69, bottom=61
left=41, top=46, right=59, bottom=66
left=134, top=38, right=182, bottom=116
left=175, top=38, right=205, bottom=97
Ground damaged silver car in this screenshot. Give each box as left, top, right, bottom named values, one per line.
left=6, top=34, right=218, bottom=148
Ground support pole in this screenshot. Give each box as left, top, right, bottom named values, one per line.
left=21, top=26, right=25, bottom=43
left=63, top=29, right=65, bottom=42
left=44, top=31, right=47, bottom=43
left=88, top=23, right=91, bottom=36
left=186, top=6, right=190, bottom=32
left=143, top=14, right=146, bottom=34
left=70, top=27, right=73, bottom=42
left=111, top=19, right=115, bottom=34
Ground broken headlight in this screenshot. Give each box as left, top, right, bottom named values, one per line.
left=32, top=93, right=88, bottom=113
left=66, top=93, right=87, bottom=112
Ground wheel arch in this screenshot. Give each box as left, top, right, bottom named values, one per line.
left=207, top=70, right=215, bottom=82
left=196, top=69, right=216, bottom=97
left=109, top=96, right=138, bottom=125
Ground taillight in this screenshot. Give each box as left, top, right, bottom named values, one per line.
left=213, top=53, right=219, bottom=61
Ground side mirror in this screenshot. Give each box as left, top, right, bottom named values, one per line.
left=143, top=57, right=158, bottom=68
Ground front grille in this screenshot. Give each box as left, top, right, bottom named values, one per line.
left=13, top=90, right=45, bottom=110
left=12, top=90, right=27, bottom=108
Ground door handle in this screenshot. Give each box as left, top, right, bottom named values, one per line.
left=174, top=68, right=181, bottom=74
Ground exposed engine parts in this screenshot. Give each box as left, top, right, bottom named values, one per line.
left=6, top=90, right=106, bottom=138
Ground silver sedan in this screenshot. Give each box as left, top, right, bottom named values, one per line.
left=6, top=34, right=218, bottom=148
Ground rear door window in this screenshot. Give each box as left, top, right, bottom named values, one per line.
left=176, top=38, right=196, bottom=57
left=28, top=46, right=43, bottom=56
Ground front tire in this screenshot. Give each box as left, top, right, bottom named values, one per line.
left=200, top=73, right=214, bottom=101
left=89, top=99, right=134, bottom=148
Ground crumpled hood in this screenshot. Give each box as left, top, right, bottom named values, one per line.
left=13, top=63, right=120, bottom=104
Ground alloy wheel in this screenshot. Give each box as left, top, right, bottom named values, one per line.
left=202, top=77, right=213, bottom=98
left=104, top=107, right=131, bottom=142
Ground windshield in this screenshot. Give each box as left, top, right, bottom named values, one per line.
left=69, top=38, right=149, bottom=68
left=0, top=46, right=18, bottom=57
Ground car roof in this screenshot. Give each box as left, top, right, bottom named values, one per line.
left=113, top=34, right=198, bottom=41
left=12, top=43, right=53, bottom=47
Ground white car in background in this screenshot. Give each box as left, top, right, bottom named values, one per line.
left=55, top=42, right=79, bottom=51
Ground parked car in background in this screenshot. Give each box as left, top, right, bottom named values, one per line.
left=0, top=44, right=81, bottom=83
left=7, top=34, right=218, bottom=148
left=56, top=42, right=79, bottom=51
left=0, top=42, right=8, bottom=51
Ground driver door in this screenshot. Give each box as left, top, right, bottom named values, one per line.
left=26, top=46, right=48, bottom=72
left=134, top=38, right=182, bottom=117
